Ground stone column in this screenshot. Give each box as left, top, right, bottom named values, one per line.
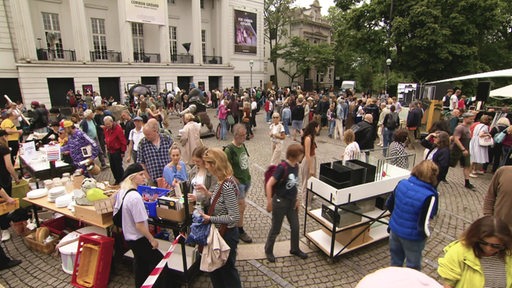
left=159, top=1, right=170, bottom=64
left=69, top=0, right=90, bottom=62
left=219, top=0, right=229, bottom=65
left=191, top=0, right=202, bottom=64
left=117, top=0, right=133, bottom=62
left=9, top=0, right=37, bottom=61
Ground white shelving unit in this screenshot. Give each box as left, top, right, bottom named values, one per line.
left=304, top=163, right=410, bottom=259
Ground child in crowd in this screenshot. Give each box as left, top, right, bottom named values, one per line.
left=264, top=143, right=308, bottom=263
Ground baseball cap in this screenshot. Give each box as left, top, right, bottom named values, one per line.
left=121, top=163, right=145, bottom=181
left=133, top=116, right=143, bottom=121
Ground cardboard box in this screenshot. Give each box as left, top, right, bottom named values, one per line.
left=156, top=197, right=194, bottom=222
left=321, top=224, right=372, bottom=249
left=356, top=198, right=376, bottom=213
left=74, top=205, right=112, bottom=226
left=321, top=203, right=362, bottom=228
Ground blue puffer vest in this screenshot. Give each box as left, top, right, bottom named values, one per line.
left=388, top=176, right=437, bottom=241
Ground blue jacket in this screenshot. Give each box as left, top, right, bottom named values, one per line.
left=387, top=176, right=438, bottom=241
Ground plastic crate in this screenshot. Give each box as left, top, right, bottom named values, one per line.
left=72, top=233, right=114, bottom=288
left=137, top=185, right=170, bottom=217
left=41, top=216, right=81, bottom=237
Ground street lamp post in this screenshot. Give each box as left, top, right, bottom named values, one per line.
left=249, top=60, right=254, bottom=96
left=385, top=58, right=392, bottom=96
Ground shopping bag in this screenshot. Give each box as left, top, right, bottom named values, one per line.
left=200, top=225, right=230, bottom=272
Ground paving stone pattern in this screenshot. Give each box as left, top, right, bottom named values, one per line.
left=0, top=109, right=495, bottom=287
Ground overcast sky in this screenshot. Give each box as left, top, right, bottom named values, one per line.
left=293, top=0, right=336, bottom=15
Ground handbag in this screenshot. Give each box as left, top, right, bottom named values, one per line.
left=199, top=225, right=230, bottom=272
left=479, top=136, right=494, bottom=146
left=227, top=115, right=235, bottom=125
left=494, top=129, right=507, bottom=144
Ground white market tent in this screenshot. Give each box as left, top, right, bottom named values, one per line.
left=489, top=84, right=512, bottom=100
left=427, top=68, right=512, bottom=84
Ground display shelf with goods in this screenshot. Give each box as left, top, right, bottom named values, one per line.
left=304, top=154, right=412, bottom=259
left=145, top=181, right=200, bottom=285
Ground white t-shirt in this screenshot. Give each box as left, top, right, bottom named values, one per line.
left=94, top=95, right=102, bottom=107
left=343, top=142, right=361, bottom=161
left=269, top=123, right=285, bottom=144
left=113, top=189, right=148, bottom=241
left=449, top=94, right=458, bottom=110
left=129, top=128, right=145, bottom=151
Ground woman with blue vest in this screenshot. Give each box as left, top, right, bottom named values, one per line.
left=386, top=160, right=439, bottom=271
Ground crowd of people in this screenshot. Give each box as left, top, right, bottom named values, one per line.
left=0, top=83, right=511, bottom=287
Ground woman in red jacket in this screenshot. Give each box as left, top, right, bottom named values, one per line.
left=103, top=116, right=127, bottom=184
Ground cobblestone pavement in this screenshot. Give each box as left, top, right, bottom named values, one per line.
left=0, top=109, right=494, bottom=287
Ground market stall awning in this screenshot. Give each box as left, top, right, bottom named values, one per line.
left=490, top=84, right=512, bottom=99
left=426, top=68, right=512, bottom=84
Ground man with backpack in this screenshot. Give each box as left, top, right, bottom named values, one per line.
left=383, top=105, right=400, bottom=155
left=224, top=124, right=253, bottom=243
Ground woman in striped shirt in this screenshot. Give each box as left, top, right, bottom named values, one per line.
left=201, top=148, right=242, bottom=288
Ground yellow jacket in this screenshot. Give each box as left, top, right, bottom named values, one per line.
left=438, top=240, right=512, bottom=288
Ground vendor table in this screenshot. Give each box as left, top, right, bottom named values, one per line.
left=19, top=151, right=75, bottom=185
left=23, top=195, right=113, bottom=235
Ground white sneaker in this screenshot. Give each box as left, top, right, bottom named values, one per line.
left=1, top=230, right=10, bottom=241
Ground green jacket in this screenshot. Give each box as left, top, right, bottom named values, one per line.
left=438, top=240, right=512, bottom=288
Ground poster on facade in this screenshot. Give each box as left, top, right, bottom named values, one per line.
left=125, top=0, right=166, bottom=26
left=234, top=10, right=257, bottom=54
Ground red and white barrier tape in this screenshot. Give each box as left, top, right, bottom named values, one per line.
left=140, top=234, right=183, bottom=288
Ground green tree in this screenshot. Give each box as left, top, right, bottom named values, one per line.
left=279, top=37, right=334, bottom=87
left=264, top=0, right=295, bottom=88
left=330, top=0, right=512, bottom=90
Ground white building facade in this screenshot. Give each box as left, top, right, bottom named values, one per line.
left=0, top=0, right=264, bottom=107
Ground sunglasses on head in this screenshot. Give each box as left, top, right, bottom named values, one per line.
left=479, top=240, right=505, bottom=250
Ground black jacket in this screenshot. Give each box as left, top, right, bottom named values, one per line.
left=354, top=121, right=375, bottom=150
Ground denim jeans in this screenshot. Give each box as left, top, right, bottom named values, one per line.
left=220, top=118, right=227, bottom=140
left=383, top=128, right=394, bottom=156
left=209, top=227, right=242, bottom=288
left=389, top=231, right=426, bottom=271
left=282, top=118, right=290, bottom=135
left=265, top=196, right=300, bottom=255
left=328, top=120, right=336, bottom=136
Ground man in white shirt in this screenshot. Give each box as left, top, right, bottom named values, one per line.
left=250, top=96, right=258, bottom=128
left=126, top=116, right=145, bottom=163
left=94, top=93, right=103, bottom=108
left=450, top=89, right=461, bottom=110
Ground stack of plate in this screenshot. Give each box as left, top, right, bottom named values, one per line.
left=48, top=186, right=66, bottom=203
left=55, top=194, right=72, bottom=208
left=27, top=188, right=48, bottom=199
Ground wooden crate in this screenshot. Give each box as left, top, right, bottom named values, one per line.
left=74, top=205, right=112, bottom=226
left=0, top=198, right=19, bottom=215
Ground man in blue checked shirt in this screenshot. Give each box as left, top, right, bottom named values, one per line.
left=137, top=119, right=173, bottom=184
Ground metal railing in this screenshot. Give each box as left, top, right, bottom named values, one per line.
left=203, top=55, right=222, bottom=64
left=90, top=50, right=122, bottom=62
left=133, top=52, right=161, bottom=63
left=171, top=54, right=194, bottom=64
left=36, top=48, right=76, bottom=61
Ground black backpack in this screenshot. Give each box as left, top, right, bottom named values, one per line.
left=385, top=113, right=399, bottom=130
left=113, top=189, right=137, bottom=228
